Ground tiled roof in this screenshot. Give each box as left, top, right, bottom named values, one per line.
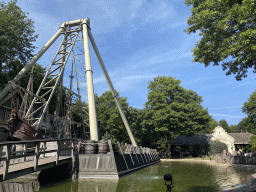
left=171, top=134, right=210, bottom=145
left=228, top=133, right=255, bottom=144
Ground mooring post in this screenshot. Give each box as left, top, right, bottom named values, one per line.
left=3, top=145, right=11, bottom=180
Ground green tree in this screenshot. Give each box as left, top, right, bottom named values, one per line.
left=219, top=119, right=229, bottom=131
left=240, top=90, right=256, bottom=134
left=185, top=0, right=256, bottom=81
left=94, top=91, right=134, bottom=144
left=236, top=117, right=255, bottom=134
left=228, top=124, right=239, bottom=133
left=249, top=135, right=256, bottom=152
left=210, top=140, right=228, bottom=155
left=0, top=0, right=38, bottom=88
left=144, top=76, right=212, bottom=149
left=204, top=117, right=219, bottom=133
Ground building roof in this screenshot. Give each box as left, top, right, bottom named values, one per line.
left=171, top=134, right=209, bottom=146
left=227, top=133, right=255, bottom=144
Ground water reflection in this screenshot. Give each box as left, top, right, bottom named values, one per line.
left=1, top=161, right=255, bottom=192
left=0, top=180, right=40, bottom=192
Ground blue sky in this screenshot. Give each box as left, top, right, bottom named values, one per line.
left=6, top=0, right=256, bottom=126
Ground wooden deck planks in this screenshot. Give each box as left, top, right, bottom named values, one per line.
left=0, top=156, right=71, bottom=178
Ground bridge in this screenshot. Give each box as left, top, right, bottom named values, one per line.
left=0, top=138, right=160, bottom=181
left=0, top=138, right=75, bottom=181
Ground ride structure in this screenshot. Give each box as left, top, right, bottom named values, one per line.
left=0, top=18, right=137, bottom=146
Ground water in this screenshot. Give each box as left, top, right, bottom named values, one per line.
left=4, top=161, right=254, bottom=191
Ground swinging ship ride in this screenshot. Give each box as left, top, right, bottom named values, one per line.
left=0, top=18, right=137, bottom=147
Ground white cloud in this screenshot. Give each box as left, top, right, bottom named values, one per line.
left=210, top=113, right=246, bottom=118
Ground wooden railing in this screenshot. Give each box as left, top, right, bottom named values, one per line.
left=0, top=138, right=76, bottom=180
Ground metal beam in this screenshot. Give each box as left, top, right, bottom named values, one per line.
left=0, top=24, right=65, bottom=101
left=82, top=18, right=98, bottom=141
left=88, top=25, right=137, bottom=147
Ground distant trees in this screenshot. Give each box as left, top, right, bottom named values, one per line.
left=249, top=136, right=256, bottom=152
left=219, top=119, right=229, bottom=131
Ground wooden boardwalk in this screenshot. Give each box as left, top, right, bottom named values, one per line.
left=0, top=156, right=72, bottom=181
left=0, top=139, right=75, bottom=181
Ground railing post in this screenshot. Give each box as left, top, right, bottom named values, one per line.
left=78, top=140, right=81, bottom=154
left=34, top=142, right=40, bottom=171
left=108, top=140, right=114, bottom=155
left=71, top=140, right=74, bottom=158
left=42, top=141, right=46, bottom=158
left=56, top=140, right=60, bottom=165
left=3, top=145, right=11, bottom=180
left=23, top=144, right=28, bottom=162
left=117, top=141, right=129, bottom=170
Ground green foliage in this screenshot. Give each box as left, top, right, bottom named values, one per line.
left=144, top=76, right=211, bottom=140
left=219, top=119, right=229, bottom=131
left=227, top=124, right=239, bottom=133
left=210, top=140, right=228, bottom=155
left=204, top=118, right=219, bottom=133
left=249, top=135, right=256, bottom=152
left=196, top=138, right=210, bottom=155
left=0, top=0, right=38, bottom=88
left=94, top=91, right=133, bottom=144
left=237, top=90, right=256, bottom=134
left=102, top=131, right=112, bottom=140
left=185, top=0, right=256, bottom=81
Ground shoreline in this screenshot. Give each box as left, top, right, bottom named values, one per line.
left=160, top=158, right=256, bottom=191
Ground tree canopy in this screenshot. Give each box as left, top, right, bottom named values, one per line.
left=240, top=90, right=256, bottom=134
left=94, top=91, right=134, bottom=144
left=143, top=76, right=212, bottom=146
left=0, top=0, right=38, bottom=88
left=219, top=119, right=229, bottom=131
left=185, top=0, right=256, bottom=81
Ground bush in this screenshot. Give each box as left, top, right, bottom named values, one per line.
left=210, top=140, right=228, bottom=155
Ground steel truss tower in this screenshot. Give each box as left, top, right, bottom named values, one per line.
left=0, top=18, right=137, bottom=146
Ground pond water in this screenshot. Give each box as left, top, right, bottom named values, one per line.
left=5, top=161, right=254, bottom=192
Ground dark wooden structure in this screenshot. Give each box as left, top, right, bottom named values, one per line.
left=76, top=140, right=160, bottom=179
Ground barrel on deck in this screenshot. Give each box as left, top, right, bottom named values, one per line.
left=85, top=140, right=98, bottom=154
left=98, top=140, right=110, bottom=154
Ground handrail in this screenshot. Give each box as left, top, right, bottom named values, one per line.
left=0, top=138, right=76, bottom=180
left=0, top=138, right=75, bottom=146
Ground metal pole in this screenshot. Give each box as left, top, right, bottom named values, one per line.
left=87, top=26, right=137, bottom=146
left=82, top=18, right=98, bottom=141
left=0, top=23, right=65, bottom=101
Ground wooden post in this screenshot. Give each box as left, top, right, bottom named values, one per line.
left=71, top=140, right=74, bottom=158
left=43, top=141, right=46, bottom=158
left=3, top=145, right=11, bottom=180
left=108, top=140, right=114, bottom=154
left=78, top=140, right=81, bottom=154
left=34, top=142, right=40, bottom=171
left=23, top=144, right=28, bottom=162
left=71, top=140, right=75, bottom=173
left=56, top=140, right=60, bottom=165
left=138, top=147, right=145, bottom=164
left=117, top=141, right=129, bottom=170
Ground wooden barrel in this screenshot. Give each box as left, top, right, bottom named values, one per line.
left=85, top=140, right=98, bottom=154
left=98, top=140, right=110, bottom=154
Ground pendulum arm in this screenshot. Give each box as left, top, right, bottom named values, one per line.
left=87, top=23, right=137, bottom=146
left=82, top=19, right=99, bottom=141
